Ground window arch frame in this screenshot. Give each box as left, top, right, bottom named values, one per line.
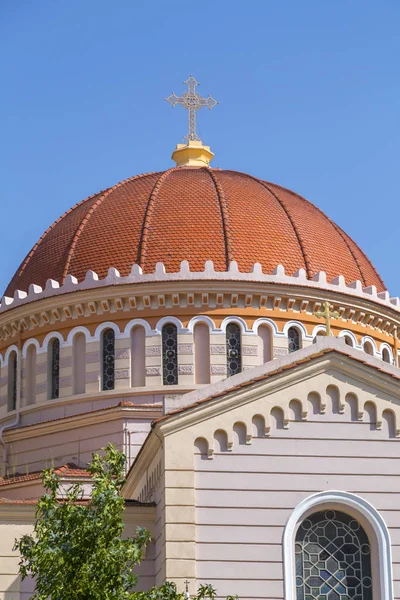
left=381, top=346, right=391, bottom=364
left=162, top=322, right=178, bottom=385
left=25, top=342, right=37, bottom=405
left=101, top=328, right=116, bottom=391
left=7, top=350, right=18, bottom=412
left=258, top=324, right=273, bottom=363
left=72, top=332, right=86, bottom=395
left=283, top=491, right=393, bottom=600
left=288, top=326, right=302, bottom=353
left=226, top=321, right=242, bottom=377
left=48, top=338, right=60, bottom=400
left=193, top=321, right=211, bottom=384
left=130, top=325, right=146, bottom=388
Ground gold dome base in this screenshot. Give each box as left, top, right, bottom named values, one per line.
left=171, top=140, right=214, bottom=167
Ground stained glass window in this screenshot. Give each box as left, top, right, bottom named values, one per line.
left=226, top=322, right=242, bottom=377
left=8, top=351, right=17, bottom=411
left=102, top=328, right=115, bottom=391
left=288, top=327, right=301, bottom=353
left=50, top=339, right=60, bottom=399
left=162, top=323, right=178, bottom=385
left=295, top=510, right=372, bottom=600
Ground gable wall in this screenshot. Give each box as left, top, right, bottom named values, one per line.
left=157, top=365, right=400, bottom=599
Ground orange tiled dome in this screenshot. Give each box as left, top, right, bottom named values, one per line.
left=5, top=167, right=384, bottom=296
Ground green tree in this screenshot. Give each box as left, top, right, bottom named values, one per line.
left=14, top=444, right=239, bottom=600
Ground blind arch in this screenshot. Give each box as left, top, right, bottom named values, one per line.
left=131, top=326, right=146, bottom=387
left=194, top=323, right=210, bottom=384
left=73, top=333, right=86, bottom=395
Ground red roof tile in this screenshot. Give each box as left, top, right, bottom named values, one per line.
left=5, top=168, right=385, bottom=295
left=0, top=463, right=91, bottom=487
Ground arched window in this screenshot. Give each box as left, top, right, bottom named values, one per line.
left=296, top=509, right=372, bottom=599
left=364, top=341, right=374, bottom=356
left=102, top=329, right=115, bottom=391
left=313, top=330, right=326, bottom=344
left=344, top=335, right=354, bottom=347
left=382, top=347, right=391, bottom=364
left=288, top=327, right=301, bottom=353
left=131, top=326, right=145, bottom=387
left=73, top=333, right=86, bottom=395
left=25, top=345, right=37, bottom=405
left=194, top=323, right=210, bottom=384
left=258, top=325, right=272, bottom=363
left=48, top=338, right=60, bottom=399
left=162, top=323, right=178, bottom=385
left=7, top=351, right=17, bottom=411
left=226, top=322, right=242, bottom=377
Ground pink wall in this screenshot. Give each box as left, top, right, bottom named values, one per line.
left=194, top=398, right=400, bottom=599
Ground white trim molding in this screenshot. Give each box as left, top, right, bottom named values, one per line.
left=283, top=490, right=393, bottom=600
left=282, top=320, right=308, bottom=340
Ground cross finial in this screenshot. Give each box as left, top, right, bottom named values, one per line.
left=165, top=75, right=218, bottom=142
left=184, top=580, right=190, bottom=600
left=314, top=301, right=340, bottom=336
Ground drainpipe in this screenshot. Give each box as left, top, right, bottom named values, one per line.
left=0, top=326, right=22, bottom=477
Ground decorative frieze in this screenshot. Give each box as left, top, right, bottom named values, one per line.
left=178, top=365, right=193, bottom=375
left=210, top=345, right=225, bottom=355
left=145, top=346, right=161, bottom=357
left=274, top=348, right=289, bottom=358
left=115, top=369, right=129, bottom=380
left=211, top=365, right=226, bottom=375
left=242, top=346, right=258, bottom=356
left=178, top=344, right=193, bottom=355
left=146, top=367, right=161, bottom=377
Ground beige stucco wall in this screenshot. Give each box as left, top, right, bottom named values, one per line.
left=129, top=354, right=400, bottom=599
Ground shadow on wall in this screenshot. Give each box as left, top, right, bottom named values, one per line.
left=4, top=573, right=34, bottom=598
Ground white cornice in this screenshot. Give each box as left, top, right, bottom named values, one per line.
left=3, top=404, right=162, bottom=442
left=1, top=273, right=399, bottom=348
left=1, top=260, right=399, bottom=323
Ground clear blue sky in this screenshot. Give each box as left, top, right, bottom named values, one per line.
left=1, top=1, right=399, bottom=295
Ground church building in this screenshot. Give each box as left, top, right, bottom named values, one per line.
left=0, top=77, right=399, bottom=600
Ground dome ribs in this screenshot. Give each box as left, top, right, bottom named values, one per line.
left=137, top=169, right=175, bottom=269
left=207, top=169, right=234, bottom=269
left=62, top=171, right=159, bottom=283
left=258, top=180, right=313, bottom=280
left=5, top=189, right=108, bottom=296
left=269, top=180, right=384, bottom=291
left=4, top=167, right=385, bottom=296
left=329, top=221, right=384, bottom=290
left=232, top=171, right=313, bottom=279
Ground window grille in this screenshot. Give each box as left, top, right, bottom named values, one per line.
left=226, top=322, right=242, bottom=377
left=288, top=327, right=301, bottom=353
left=8, top=352, right=17, bottom=411
left=162, top=324, right=178, bottom=385
left=102, top=329, right=115, bottom=391
left=295, top=509, right=372, bottom=600
left=50, top=339, right=60, bottom=399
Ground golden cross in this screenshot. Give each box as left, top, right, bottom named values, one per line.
left=314, top=301, right=340, bottom=336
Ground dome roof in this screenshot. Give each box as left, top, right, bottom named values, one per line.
left=5, top=167, right=384, bottom=296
